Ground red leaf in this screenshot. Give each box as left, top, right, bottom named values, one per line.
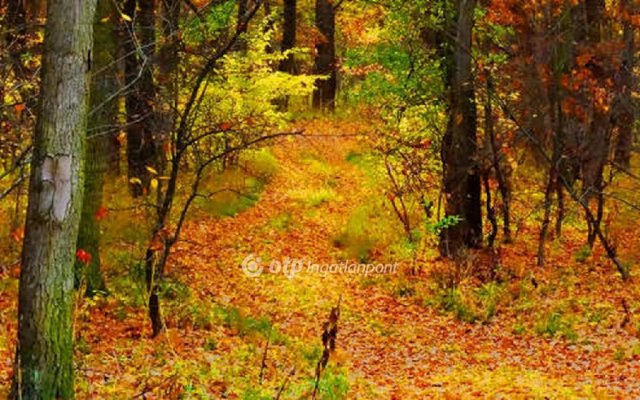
left=76, top=249, right=92, bottom=265
left=10, top=227, right=24, bottom=242
left=95, top=205, right=108, bottom=221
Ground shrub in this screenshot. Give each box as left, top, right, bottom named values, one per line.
left=574, top=245, right=591, bottom=263
left=435, top=287, right=478, bottom=323
left=239, top=148, right=279, bottom=181
left=535, top=311, right=578, bottom=342
left=476, top=282, right=505, bottom=321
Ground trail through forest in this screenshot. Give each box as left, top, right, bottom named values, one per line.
left=147, top=121, right=639, bottom=398
left=2, top=119, right=639, bottom=399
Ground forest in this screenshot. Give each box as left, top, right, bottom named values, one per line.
left=1, top=0, right=640, bottom=398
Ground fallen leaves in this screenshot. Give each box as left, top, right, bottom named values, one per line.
left=1, top=119, right=640, bottom=398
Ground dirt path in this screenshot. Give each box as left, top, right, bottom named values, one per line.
left=172, top=122, right=640, bottom=398
left=2, top=121, right=638, bottom=398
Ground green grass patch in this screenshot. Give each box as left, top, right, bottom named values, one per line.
left=267, top=211, right=295, bottom=231
left=289, top=187, right=337, bottom=207
left=430, top=282, right=507, bottom=324
left=535, top=310, right=578, bottom=342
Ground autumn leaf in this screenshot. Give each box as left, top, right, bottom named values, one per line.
left=95, top=205, right=108, bottom=221
left=76, top=249, right=92, bottom=265
left=10, top=227, right=24, bottom=242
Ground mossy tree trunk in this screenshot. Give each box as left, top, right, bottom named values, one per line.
left=11, top=0, right=97, bottom=398
left=75, top=0, right=119, bottom=296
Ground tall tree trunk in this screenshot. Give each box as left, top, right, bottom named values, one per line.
left=538, top=4, right=571, bottom=266
left=140, top=1, right=180, bottom=320
left=279, top=0, right=297, bottom=74
left=276, top=0, right=297, bottom=109
left=157, top=0, right=180, bottom=176
left=123, top=0, right=159, bottom=197
left=613, top=0, right=636, bottom=169
left=312, top=0, right=337, bottom=111
left=538, top=79, right=565, bottom=266
left=11, top=0, right=96, bottom=397
left=581, top=0, right=610, bottom=247
left=75, top=0, right=119, bottom=297
left=439, top=0, right=482, bottom=257
left=96, top=0, right=122, bottom=173
left=485, top=74, right=512, bottom=243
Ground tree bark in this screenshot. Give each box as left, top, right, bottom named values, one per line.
left=11, top=0, right=96, bottom=397
left=158, top=0, right=180, bottom=174
left=581, top=0, right=610, bottom=246
left=613, top=0, right=636, bottom=169
left=275, top=0, right=297, bottom=109
left=123, top=0, right=159, bottom=197
left=312, top=0, right=337, bottom=111
left=485, top=74, right=512, bottom=243
left=279, top=0, right=297, bottom=74
left=439, top=0, right=482, bottom=257
left=75, top=0, right=119, bottom=296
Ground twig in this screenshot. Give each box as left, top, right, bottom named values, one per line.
left=312, top=296, right=342, bottom=399
left=259, top=328, right=271, bottom=384
left=0, top=175, right=26, bottom=202
left=275, top=366, right=295, bottom=400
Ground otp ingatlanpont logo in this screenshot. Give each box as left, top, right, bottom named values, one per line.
left=241, top=254, right=263, bottom=277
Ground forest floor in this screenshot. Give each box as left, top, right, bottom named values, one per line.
left=2, top=118, right=640, bottom=399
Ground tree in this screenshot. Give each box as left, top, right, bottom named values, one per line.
left=439, top=0, right=482, bottom=257
left=11, top=0, right=97, bottom=397
left=123, top=0, right=160, bottom=197
left=75, top=0, right=120, bottom=296
left=157, top=0, right=180, bottom=173
left=613, top=0, right=637, bottom=169
left=279, top=0, right=297, bottom=74
left=312, top=0, right=337, bottom=110
left=579, top=0, right=610, bottom=246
